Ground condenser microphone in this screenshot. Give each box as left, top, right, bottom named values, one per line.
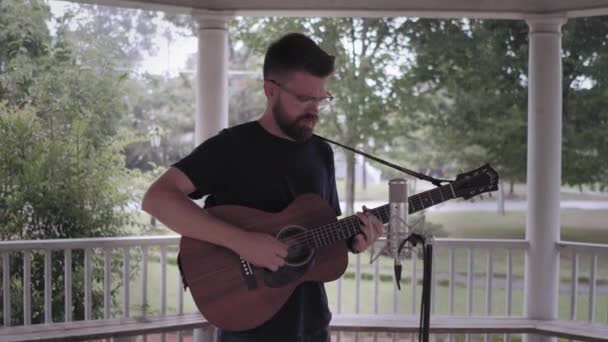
left=389, top=178, right=408, bottom=290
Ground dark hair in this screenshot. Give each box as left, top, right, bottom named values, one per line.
left=263, top=33, right=335, bottom=80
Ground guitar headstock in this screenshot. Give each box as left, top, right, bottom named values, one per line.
left=452, top=164, right=499, bottom=200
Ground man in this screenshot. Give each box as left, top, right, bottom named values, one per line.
left=142, top=32, right=383, bottom=342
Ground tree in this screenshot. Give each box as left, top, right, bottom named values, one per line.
left=400, top=17, right=608, bottom=192
left=0, top=0, right=142, bottom=324
left=398, top=19, right=529, bottom=194
left=561, top=17, right=608, bottom=190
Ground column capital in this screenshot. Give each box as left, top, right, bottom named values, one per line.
left=192, top=10, right=233, bottom=30
left=525, top=14, right=568, bottom=33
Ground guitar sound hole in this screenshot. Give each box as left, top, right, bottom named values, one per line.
left=276, top=225, right=314, bottom=267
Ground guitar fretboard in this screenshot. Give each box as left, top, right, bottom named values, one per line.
left=303, top=183, right=456, bottom=249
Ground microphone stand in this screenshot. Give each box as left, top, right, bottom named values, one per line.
left=399, top=233, right=433, bottom=342
left=315, top=135, right=441, bottom=342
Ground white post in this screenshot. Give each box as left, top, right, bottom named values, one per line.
left=191, top=13, right=231, bottom=341
left=524, top=14, right=567, bottom=342
left=193, top=10, right=232, bottom=146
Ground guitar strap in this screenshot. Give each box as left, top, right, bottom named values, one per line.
left=314, top=134, right=451, bottom=187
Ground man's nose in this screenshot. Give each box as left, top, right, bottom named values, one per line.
left=306, top=100, right=320, bottom=114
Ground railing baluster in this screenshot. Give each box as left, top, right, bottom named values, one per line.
left=393, top=257, right=399, bottom=314
left=431, top=247, right=437, bottom=315
left=449, top=247, right=455, bottom=315
left=486, top=249, right=494, bottom=316
left=178, top=271, right=184, bottom=315
left=355, top=253, right=361, bottom=314
left=44, top=250, right=52, bottom=323
left=467, top=248, right=474, bottom=316
left=64, top=249, right=72, bottom=322
left=373, top=255, right=379, bottom=314
left=570, top=251, right=578, bottom=320
left=588, top=252, right=597, bottom=323
left=161, top=245, right=167, bottom=316
left=411, top=250, right=417, bottom=314
left=104, top=248, right=112, bottom=319
left=506, top=248, right=513, bottom=316
left=142, top=246, right=149, bottom=316
left=3, top=252, right=11, bottom=327
left=84, top=248, right=92, bottom=320
left=23, top=251, right=31, bottom=325
left=336, top=277, right=343, bottom=314
left=123, top=247, right=130, bottom=318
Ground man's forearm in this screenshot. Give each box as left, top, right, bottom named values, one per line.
left=141, top=185, right=244, bottom=251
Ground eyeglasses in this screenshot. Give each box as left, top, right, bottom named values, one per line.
left=266, top=79, right=334, bottom=109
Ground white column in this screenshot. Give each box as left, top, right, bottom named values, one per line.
left=524, top=14, right=566, bottom=341
left=193, top=10, right=231, bottom=146
left=191, top=14, right=231, bottom=340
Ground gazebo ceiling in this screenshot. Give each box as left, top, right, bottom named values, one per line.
left=78, top=0, right=608, bottom=19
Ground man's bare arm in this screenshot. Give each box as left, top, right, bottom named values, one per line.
left=141, top=167, right=287, bottom=270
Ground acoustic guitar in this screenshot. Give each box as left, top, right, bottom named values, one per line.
left=179, top=164, right=498, bottom=331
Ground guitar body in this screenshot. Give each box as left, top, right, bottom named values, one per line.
left=179, top=194, right=348, bottom=331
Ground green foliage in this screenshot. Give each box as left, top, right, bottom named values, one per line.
left=0, top=102, right=142, bottom=323
left=124, top=73, right=196, bottom=169
left=0, top=0, right=145, bottom=324
left=400, top=17, right=608, bottom=189
left=561, top=17, right=608, bottom=189
left=0, top=0, right=52, bottom=103
left=398, top=19, right=529, bottom=183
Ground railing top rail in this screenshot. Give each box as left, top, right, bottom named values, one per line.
left=378, top=237, right=529, bottom=249
left=558, top=240, right=608, bottom=254
left=0, top=235, right=531, bottom=252
left=0, top=235, right=181, bottom=252
left=433, top=238, right=529, bottom=249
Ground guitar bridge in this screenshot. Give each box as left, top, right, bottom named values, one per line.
left=239, top=257, right=258, bottom=290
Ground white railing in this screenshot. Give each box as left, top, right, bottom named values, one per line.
left=557, top=241, right=608, bottom=324
left=0, top=236, right=183, bottom=327
left=2, top=236, right=608, bottom=340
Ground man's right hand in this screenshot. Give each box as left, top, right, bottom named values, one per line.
left=231, top=231, right=289, bottom=272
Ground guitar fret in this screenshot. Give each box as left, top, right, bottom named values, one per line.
left=313, top=229, right=321, bottom=248
left=302, top=180, right=470, bottom=250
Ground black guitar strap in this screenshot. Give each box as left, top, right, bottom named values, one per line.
left=314, top=134, right=451, bottom=187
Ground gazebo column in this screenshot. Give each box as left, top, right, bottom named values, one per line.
left=191, top=13, right=232, bottom=342
left=524, top=15, right=567, bottom=341
left=193, top=10, right=231, bottom=145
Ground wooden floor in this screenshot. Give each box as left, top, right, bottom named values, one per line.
left=1, top=314, right=608, bottom=341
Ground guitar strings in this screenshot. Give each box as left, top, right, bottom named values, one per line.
left=279, top=186, right=451, bottom=248
left=277, top=185, right=454, bottom=249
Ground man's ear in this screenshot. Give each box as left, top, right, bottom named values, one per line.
left=263, top=80, right=275, bottom=98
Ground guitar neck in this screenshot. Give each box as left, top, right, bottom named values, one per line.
left=306, top=183, right=457, bottom=249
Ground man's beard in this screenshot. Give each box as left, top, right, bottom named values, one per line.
left=272, top=101, right=317, bottom=143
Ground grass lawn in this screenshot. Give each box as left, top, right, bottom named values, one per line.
left=424, top=209, right=608, bottom=243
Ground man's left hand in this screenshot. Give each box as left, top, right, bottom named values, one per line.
left=352, top=205, right=384, bottom=253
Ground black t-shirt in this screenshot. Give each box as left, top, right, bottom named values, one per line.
left=173, top=121, right=341, bottom=340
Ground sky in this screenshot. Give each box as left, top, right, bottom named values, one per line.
left=48, top=0, right=198, bottom=76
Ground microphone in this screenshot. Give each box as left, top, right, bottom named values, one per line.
left=389, top=178, right=408, bottom=290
